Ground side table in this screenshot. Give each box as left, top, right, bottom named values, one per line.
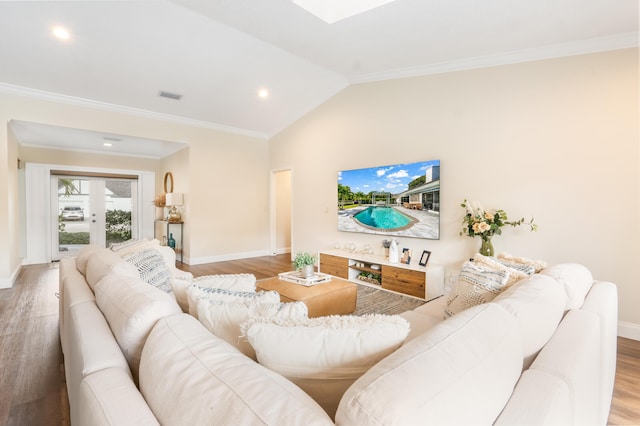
left=154, top=220, right=183, bottom=263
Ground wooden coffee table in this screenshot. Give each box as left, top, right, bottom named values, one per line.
left=256, top=276, right=357, bottom=318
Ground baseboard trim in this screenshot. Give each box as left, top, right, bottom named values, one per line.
left=0, top=264, right=23, bottom=289
left=618, top=321, right=640, bottom=341
left=273, top=247, right=291, bottom=256
left=187, top=249, right=272, bottom=266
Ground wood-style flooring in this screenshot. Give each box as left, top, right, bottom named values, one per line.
left=0, top=254, right=639, bottom=425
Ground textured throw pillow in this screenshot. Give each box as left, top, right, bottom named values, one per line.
left=171, top=274, right=257, bottom=314
left=444, top=261, right=511, bottom=318
left=472, top=253, right=529, bottom=285
left=110, top=239, right=160, bottom=257
left=198, top=298, right=308, bottom=359
left=245, top=314, right=410, bottom=420
left=497, top=252, right=547, bottom=273
left=123, top=249, right=172, bottom=292
left=186, top=286, right=280, bottom=318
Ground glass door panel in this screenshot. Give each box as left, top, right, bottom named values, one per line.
left=53, top=175, right=137, bottom=259
left=56, top=177, right=91, bottom=256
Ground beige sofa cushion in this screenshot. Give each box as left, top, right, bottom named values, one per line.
left=245, top=314, right=410, bottom=419
left=336, top=303, right=523, bottom=426
left=76, top=244, right=103, bottom=276
left=85, top=248, right=139, bottom=291
left=495, top=309, right=601, bottom=426
left=94, top=274, right=181, bottom=382
left=65, top=301, right=132, bottom=425
left=492, top=274, right=567, bottom=369
left=540, top=263, right=593, bottom=310
left=139, top=314, right=334, bottom=426
left=78, top=368, right=159, bottom=426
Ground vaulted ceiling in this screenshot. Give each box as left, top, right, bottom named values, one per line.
left=1, top=0, right=637, bottom=157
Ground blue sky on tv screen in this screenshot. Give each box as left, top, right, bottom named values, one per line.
left=338, top=159, right=439, bottom=194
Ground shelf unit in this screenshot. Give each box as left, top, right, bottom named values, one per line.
left=154, top=220, right=183, bottom=264
left=319, top=249, right=444, bottom=301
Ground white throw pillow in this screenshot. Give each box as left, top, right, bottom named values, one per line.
left=198, top=298, right=308, bottom=359
left=123, top=249, right=172, bottom=292
left=186, top=286, right=277, bottom=318
left=171, top=274, right=257, bottom=313
left=245, top=314, right=410, bottom=419
left=445, top=260, right=510, bottom=318
left=472, top=253, right=529, bottom=285
left=497, top=252, right=547, bottom=273
left=110, top=238, right=160, bottom=257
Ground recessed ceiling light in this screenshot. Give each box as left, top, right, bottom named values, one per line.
left=292, top=0, right=395, bottom=24
left=258, top=89, right=269, bottom=99
left=103, top=142, right=112, bottom=147
left=52, top=26, right=70, bottom=40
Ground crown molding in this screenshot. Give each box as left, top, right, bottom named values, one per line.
left=350, top=32, right=639, bottom=84
left=0, top=83, right=269, bottom=140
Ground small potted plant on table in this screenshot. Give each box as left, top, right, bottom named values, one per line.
left=293, top=252, right=316, bottom=278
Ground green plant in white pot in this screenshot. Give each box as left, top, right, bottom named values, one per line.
left=293, top=252, right=316, bottom=278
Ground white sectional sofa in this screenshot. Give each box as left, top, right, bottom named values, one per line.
left=59, top=242, right=618, bottom=425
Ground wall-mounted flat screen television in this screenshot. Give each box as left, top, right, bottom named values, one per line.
left=338, top=160, right=440, bottom=239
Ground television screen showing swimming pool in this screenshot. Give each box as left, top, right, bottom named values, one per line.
left=338, top=160, right=440, bottom=239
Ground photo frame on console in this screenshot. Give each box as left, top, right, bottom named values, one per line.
left=419, top=250, right=431, bottom=266
left=401, top=248, right=412, bottom=264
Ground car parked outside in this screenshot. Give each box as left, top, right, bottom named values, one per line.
left=61, top=206, right=85, bottom=221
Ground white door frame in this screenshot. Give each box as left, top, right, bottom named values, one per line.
left=24, top=162, right=155, bottom=264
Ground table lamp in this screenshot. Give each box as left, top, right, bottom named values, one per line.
left=165, top=193, right=183, bottom=222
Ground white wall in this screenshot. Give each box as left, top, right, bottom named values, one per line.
left=269, top=49, right=640, bottom=336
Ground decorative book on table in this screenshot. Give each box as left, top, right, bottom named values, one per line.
left=278, top=271, right=333, bottom=286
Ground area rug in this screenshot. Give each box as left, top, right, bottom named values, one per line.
left=354, top=284, right=425, bottom=316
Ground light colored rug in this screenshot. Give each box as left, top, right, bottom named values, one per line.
left=354, top=284, right=426, bottom=316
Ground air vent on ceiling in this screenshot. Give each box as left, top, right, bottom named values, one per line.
left=159, top=90, right=183, bottom=100
left=103, top=136, right=122, bottom=142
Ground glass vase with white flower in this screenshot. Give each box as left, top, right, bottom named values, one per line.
left=460, top=199, right=537, bottom=256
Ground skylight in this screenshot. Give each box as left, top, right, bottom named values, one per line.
left=292, top=0, right=396, bottom=24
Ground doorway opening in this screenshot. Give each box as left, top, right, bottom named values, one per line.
left=271, top=169, right=292, bottom=256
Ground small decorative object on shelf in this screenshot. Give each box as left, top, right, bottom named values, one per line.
left=293, top=252, right=316, bottom=278
left=382, top=239, right=391, bottom=257
left=401, top=248, right=412, bottom=264
left=460, top=199, right=537, bottom=256
left=168, top=233, right=176, bottom=249
left=278, top=271, right=332, bottom=286
left=357, top=271, right=381, bottom=285
left=388, top=239, right=399, bottom=264
left=419, top=250, right=431, bottom=266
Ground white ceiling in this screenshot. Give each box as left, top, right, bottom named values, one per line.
left=1, top=0, right=637, bottom=157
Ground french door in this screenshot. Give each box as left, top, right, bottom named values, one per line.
left=52, top=175, right=138, bottom=259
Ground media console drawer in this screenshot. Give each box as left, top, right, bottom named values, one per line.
left=319, top=253, right=349, bottom=279
left=381, top=266, right=425, bottom=299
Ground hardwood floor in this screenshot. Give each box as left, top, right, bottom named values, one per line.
left=0, top=254, right=639, bottom=425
